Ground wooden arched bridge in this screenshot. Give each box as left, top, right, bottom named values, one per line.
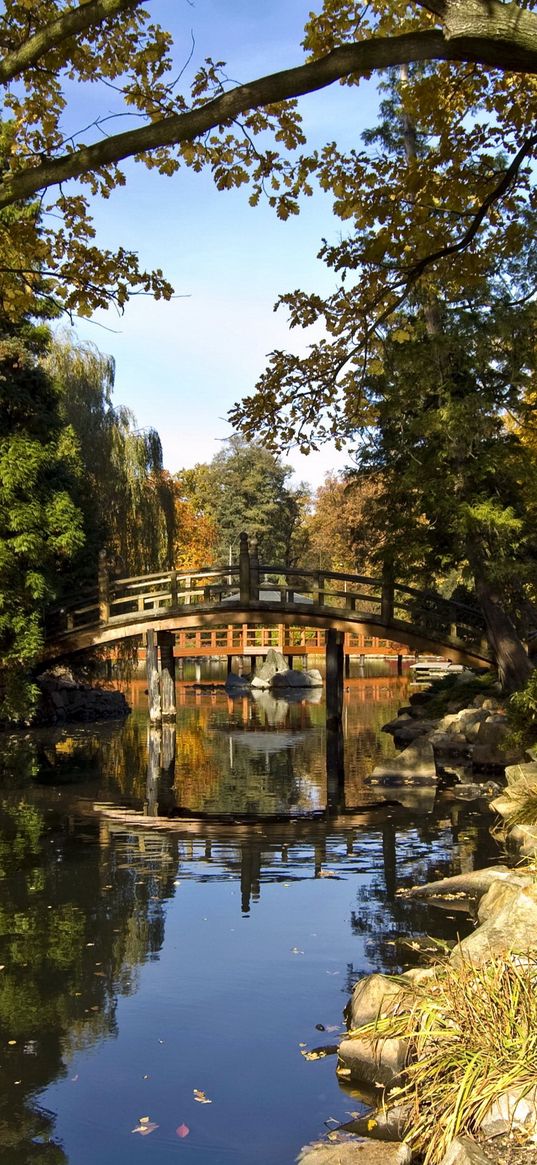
left=44, top=535, right=491, bottom=722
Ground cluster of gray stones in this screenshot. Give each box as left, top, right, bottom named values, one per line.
left=298, top=678, right=537, bottom=1165
left=35, top=667, right=130, bottom=723
left=226, top=647, right=323, bottom=694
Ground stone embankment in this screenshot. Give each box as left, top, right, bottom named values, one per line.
left=298, top=675, right=537, bottom=1165
left=35, top=667, right=130, bottom=724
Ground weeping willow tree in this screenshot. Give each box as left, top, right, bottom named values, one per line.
left=47, top=333, right=175, bottom=579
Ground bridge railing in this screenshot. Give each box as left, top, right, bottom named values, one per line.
left=45, top=559, right=487, bottom=655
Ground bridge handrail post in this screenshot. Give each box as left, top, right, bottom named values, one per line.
left=98, top=549, right=110, bottom=624
left=170, top=570, right=178, bottom=608
left=250, top=537, right=259, bottom=601
left=381, top=561, right=394, bottom=624
left=239, top=532, right=251, bottom=604
left=316, top=573, right=325, bottom=606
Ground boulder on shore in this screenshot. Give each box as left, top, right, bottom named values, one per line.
left=369, top=735, right=437, bottom=783
left=36, top=667, right=130, bottom=724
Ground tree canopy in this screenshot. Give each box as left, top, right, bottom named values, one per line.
left=3, top=1, right=537, bottom=317
left=174, top=438, right=309, bottom=568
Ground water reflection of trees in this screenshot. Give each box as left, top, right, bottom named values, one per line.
left=0, top=791, right=175, bottom=1162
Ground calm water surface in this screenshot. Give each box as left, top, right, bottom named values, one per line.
left=0, top=676, right=501, bottom=1164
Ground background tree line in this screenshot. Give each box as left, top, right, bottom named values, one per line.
left=0, top=313, right=365, bottom=722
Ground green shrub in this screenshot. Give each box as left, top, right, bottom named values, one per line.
left=506, top=669, right=537, bottom=752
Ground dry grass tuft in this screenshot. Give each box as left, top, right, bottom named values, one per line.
left=348, top=953, right=537, bottom=1164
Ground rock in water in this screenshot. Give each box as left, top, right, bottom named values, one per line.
left=369, top=735, right=437, bottom=783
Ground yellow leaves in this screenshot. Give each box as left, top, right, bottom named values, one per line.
left=193, top=1089, right=212, bottom=1104
left=132, top=1116, right=159, bottom=1136
left=392, top=328, right=412, bottom=344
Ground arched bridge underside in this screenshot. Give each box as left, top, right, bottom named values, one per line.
left=44, top=560, right=493, bottom=667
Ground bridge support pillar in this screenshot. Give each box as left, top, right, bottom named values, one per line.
left=158, top=631, right=177, bottom=719
left=146, top=630, right=161, bottom=723
left=146, top=630, right=177, bottom=722
left=326, top=629, right=344, bottom=728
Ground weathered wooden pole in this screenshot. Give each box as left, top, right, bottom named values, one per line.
left=250, top=536, right=259, bottom=601
left=326, top=628, right=344, bottom=727
left=146, top=629, right=161, bottom=723
left=98, top=549, right=110, bottom=623
left=158, top=631, right=176, bottom=719
left=239, top=531, right=251, bottom=604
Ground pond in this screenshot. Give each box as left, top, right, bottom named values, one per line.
left=0, top=674, right=502, bottom=1164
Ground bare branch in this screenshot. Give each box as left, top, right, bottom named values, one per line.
left=0, top=0, right=144, bottom=84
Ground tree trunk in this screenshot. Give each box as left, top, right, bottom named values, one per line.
left=469, top=552, right=533, bottom=692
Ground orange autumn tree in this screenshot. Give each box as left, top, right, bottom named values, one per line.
left=171, top=470, right=218, bottom=571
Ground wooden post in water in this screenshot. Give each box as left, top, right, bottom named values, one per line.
left=98, top=549, right=110, bottom=623
left=158, top=631, right=176, bottom=719
left=239, top=531, right=251, bottom=604
left=326, top=628, right=344, bottom=727
left=146, top=629, right=161, bottom=723
left=250, top=537, right=259, bottom=601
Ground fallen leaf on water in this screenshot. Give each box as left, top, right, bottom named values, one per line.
left=8, top=1040, right=16, bottom=1046
left=325, top=1025, right=340, bottom=1033
left=290, top=947, right=304, bottom=955
left=193, top=1089, right=212, bottom=1104
left=176, top=1124, right=190, bottom=1138
left=319, top=869, right=337, bottom=878
left=300, top=1047, right=334, bottom=1061
left=132, top=1116, right=158, bottom=1136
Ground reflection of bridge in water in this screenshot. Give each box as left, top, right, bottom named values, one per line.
left=45, top=535, right=492, bottom=723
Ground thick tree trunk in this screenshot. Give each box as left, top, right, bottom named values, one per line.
left=469, top=556, right=533, bottom=692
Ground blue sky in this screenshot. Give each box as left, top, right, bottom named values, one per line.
left=68, top=0, right=380, bottom=488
